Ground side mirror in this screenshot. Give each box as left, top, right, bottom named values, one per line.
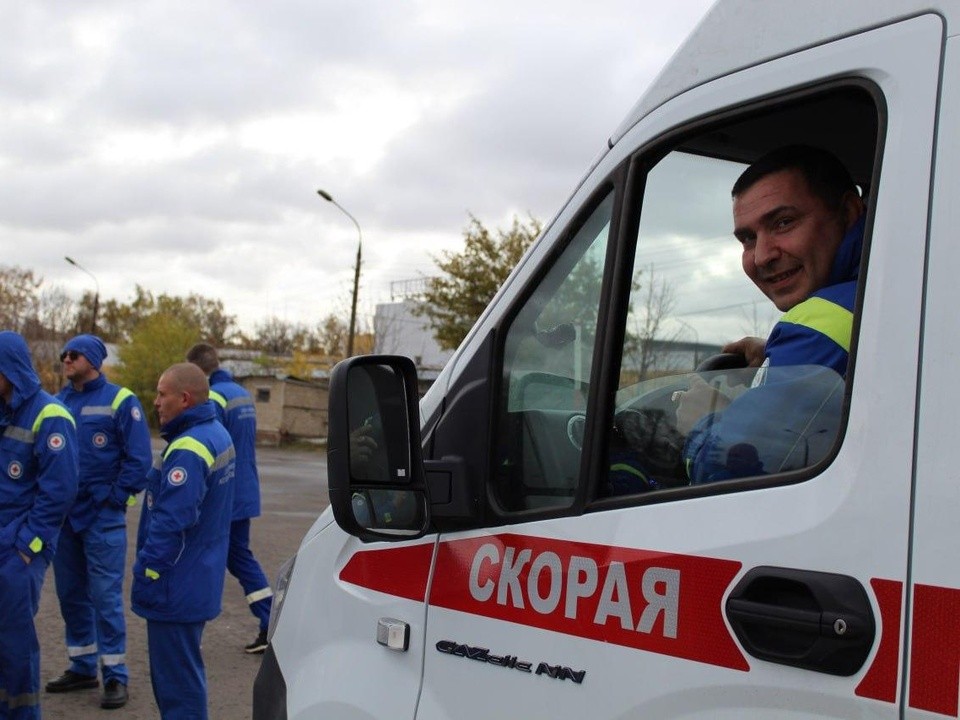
left=327, top=355, right=429, bottom=540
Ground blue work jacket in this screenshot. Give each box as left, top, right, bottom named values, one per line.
left=209, top=368, right=261, bottom=519
left=0, top=331, right=78, bottom=560
left=57, top=374, right=153, bottom=531
left=132, top=401, right=235, bottom=623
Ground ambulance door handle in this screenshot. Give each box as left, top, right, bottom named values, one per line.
left=724, top=566, right=875, bottom=676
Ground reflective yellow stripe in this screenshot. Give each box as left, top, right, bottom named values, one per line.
left=112, top=387, right=134, bottom=411
left=209, top=390, right=227, bottom=408
left=145, top=568, right=160, bottom=580
left=31, top=403, right=75, bottom=433
left=781, top=296, right=853, bottom=353
left=29, top=537, right=43, bottom=553
left=164, top=437, right=215, bottom=467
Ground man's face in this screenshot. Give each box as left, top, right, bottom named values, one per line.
left=155, top=372, right=188, bottom=426
left=61, top=350, right=97, bottom=385
left=734, top=169, right=860, bottom=312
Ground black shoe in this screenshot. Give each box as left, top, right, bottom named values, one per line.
left=100, top=678, right=128, bottom=709
left=244, top=628, right=268, bottom=654
left=45, top=670, right=99, bottom=693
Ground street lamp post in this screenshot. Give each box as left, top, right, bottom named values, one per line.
left=316, top=189, right=363, bottom=357
left=65, top=256, right=100, bottom=334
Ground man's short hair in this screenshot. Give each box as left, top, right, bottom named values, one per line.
left=186, top=342, right=220, bottom=375
left=732, top=144, right=858, bottom=211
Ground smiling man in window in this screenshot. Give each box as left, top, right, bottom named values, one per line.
left=677, top=145, right=867, bottom=484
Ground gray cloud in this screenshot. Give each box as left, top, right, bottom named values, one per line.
left=0, top=0, right=714, bottom=332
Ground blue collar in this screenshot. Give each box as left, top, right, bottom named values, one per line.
left=160, top=401, right=217, bottom=441
left=827, top=214, right=866, bottom=287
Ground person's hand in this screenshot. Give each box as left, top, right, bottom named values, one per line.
left=18, top=550, right=31, bottom=565
left=722, top=336, right=766, bottom=367
left=350, top=422, right=378, bottom=465
left=675, top=376, right=731, bottom=434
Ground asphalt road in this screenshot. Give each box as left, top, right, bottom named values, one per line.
left=35, top=444, right=329, bottom=719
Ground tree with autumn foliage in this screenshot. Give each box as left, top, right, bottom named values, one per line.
left=417, top=214, right=542, bottom=350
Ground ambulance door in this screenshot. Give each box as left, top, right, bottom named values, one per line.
left=416, top=15, right=941, bottom=719
left=906, top=31, right=960, bottom=720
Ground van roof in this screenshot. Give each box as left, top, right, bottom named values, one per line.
left=610, top=0, right=955, bottom=146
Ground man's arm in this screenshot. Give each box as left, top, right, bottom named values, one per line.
left=17, top=408, right=78, bottom=559
left=134, top=444, right=211, bottom=574
left=107, top=390, right=154, bottom=508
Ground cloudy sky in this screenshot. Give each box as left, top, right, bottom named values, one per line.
left=2, top=0, right=715, bottom=334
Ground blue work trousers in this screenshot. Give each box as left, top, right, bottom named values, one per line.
left=227, top=519, right=272, bottom=630
left=52, top=512, right=128, bottom=683
left=0, top=547, right=48, bottom=720
left=147, top=620, right=207, bottom=720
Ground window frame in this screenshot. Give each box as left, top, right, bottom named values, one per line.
left=484, top=168, right=630, bottom=524
left=587, top=78, right=887, bottom=512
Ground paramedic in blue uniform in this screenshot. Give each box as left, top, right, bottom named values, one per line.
left=45, top=334, right=152, bottom=709
left=0, top=331, right=78, bottom=720
left=186, top=343, right=272, bottom=653
left=132, top=362, right=235, bottom=720
left=676, top=145, right=866, bottom=483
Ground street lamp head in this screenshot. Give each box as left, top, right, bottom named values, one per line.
left=64, top=256, right=100, bottom=335
left=316, top=189, right=333, bottom=202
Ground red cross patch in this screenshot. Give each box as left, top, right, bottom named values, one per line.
left=47, top=433, right=66, bottom=451
left=167, top=466, right=188, bottom=486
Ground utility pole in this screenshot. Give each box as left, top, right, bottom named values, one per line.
left=317, top=189, right=363, bottom=357
left=348, top=240, right=361, bottom=357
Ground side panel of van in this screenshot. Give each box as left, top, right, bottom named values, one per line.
left=907, top=32, right=960, bottom=720
left=402, top=15, right=942, bottom=719
left=269, top=523, right=433, bottom=718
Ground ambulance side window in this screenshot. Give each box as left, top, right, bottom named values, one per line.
left=491, top=192, right=613, bottom=512
left=603, top=86, right=876, bottom=498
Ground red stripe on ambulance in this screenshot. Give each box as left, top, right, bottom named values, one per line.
left=909, top=584, right=960, bottom=716
left=339, top=541, right=434, bottom=602
left=428, top=534, right=749, bottom=671
left=855, top=578, right=903, bottom=703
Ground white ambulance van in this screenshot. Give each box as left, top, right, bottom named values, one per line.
left=254, top=2, right=960, bottom=717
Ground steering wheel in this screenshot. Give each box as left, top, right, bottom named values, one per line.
left=603, top=353, right=751, bottom=491
left=696, top=352, right=748, bottom=373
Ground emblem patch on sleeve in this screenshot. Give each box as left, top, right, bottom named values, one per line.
left=93, top=432, right=108, bottom=448
left=47, top=433, right=66, bottom=451
left=167, top=466, right=188, bottom=486
left=8, top=461, right=23, bottom=479
left=131, top=407, right=142, bottom=422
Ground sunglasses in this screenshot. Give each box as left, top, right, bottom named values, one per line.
left=60, top=350, right=82, bottom=362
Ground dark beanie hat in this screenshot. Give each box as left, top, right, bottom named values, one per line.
left=63, top=334, right=108, bottom=370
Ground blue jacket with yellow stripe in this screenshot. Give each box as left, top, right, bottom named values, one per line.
left=131, top=400, right=235, bottom=623
left=0, top=331, right=78, bottom=560
left=683, top=216, right=864, bottom=484
left=209, top=368, right=261, bottom=520
left=57, top=374, right=153, bottom=531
